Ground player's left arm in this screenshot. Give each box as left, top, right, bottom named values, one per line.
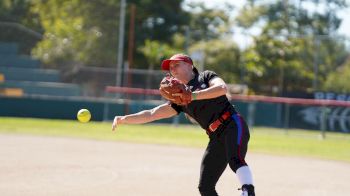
left=192, top=77, right=227, bottom=100
left=112, top=103, right=178, bottom=131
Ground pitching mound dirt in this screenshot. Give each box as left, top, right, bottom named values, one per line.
left=0, top=134, right=349, bottom=196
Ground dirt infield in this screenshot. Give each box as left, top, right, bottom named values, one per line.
left=0, top=134, right=349, bottom=196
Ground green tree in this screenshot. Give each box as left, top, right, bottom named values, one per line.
left=324, top=57, right=350, bottom=93
left=138, top=39, right=179, bottom=88
left=236, top=0, right=348, bottom=95
left=127, top=0, right=190, bottom=69
left=181, top=2, right=241, bottom=83
left=138, top=39, right=179, bottom=70
left=0, top=0, right=42, bottom=54
left=189, top=39, right=240, bottom=83
left=185, top=2, right=234, bottom=43
left=31, top=0, right=120, bottom=68
left=31, top=0, right=189, bottom=69
left=243, top=35, right=317, bottom=94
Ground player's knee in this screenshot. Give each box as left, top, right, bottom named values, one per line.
left=228, top=157, right=247, bottom=172
left=198, top=184, right=218, bottom=196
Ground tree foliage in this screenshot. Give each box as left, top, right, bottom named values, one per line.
left=236, top=0, right=349, bottom=95
left=2, top=0, right=350, bottom=95
left=189, top=39, right=240, bottom=83
left=31, top=0, right=189, bottom=69
left=0, top=0, right=42, bottom=54
left=138, top=39, right=179, bottom=69
left=183, top=3, right=240, bottom=83
left=126, top=0, right=190, bottom=68
left=31, top=0, right=120, bottom=67
left=185, top=2, right=234, bottom=43
left=324, top=57, right=350, bottom=93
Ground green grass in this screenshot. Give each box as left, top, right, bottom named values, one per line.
left=1, top=117, right=350, bottom=163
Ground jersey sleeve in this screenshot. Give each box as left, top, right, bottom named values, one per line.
left=170, top=102, right=183, bottom=114
left=203, top=70, right=219, bottom=84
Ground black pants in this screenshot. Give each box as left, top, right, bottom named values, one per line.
left=198, top=113, right=250, bottom=196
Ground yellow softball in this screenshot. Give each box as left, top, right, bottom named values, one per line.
left=77, top=109, right=91, bottom=123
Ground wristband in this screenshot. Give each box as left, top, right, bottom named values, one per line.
left=192, top=92, right=197, bottom=101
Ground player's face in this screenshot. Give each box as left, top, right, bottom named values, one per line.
left=169, top=61, right=191, bottom=79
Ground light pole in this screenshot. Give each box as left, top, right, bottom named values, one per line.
left=313, top=36, right=320, bottom=91
left=116, top=0, right=126, bottom=87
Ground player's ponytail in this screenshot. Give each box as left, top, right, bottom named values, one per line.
left=192, top=66, right=199, bottom=74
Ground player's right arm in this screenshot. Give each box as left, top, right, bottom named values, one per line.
left=112, top=103, right=178, bottom=131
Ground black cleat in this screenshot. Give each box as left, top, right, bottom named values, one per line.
left=239, top=184, right=255, bottom=196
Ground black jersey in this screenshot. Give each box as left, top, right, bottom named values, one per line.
left=171, top=70, right=236, bottom=130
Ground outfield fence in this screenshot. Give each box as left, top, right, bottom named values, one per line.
left=1, top=85, right=350, bottom=138
left=105, top=86, right=350, bottom=137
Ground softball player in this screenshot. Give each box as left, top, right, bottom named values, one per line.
left=112, top=54, right=255, bottom=196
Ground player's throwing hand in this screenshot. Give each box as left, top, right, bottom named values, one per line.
left=112, top=116, right=122, bottom=131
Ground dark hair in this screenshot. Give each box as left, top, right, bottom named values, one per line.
left=192, top=66, right=199, bottom=74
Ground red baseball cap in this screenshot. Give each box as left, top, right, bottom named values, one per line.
left=161, top=54, right=193, bottom=70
